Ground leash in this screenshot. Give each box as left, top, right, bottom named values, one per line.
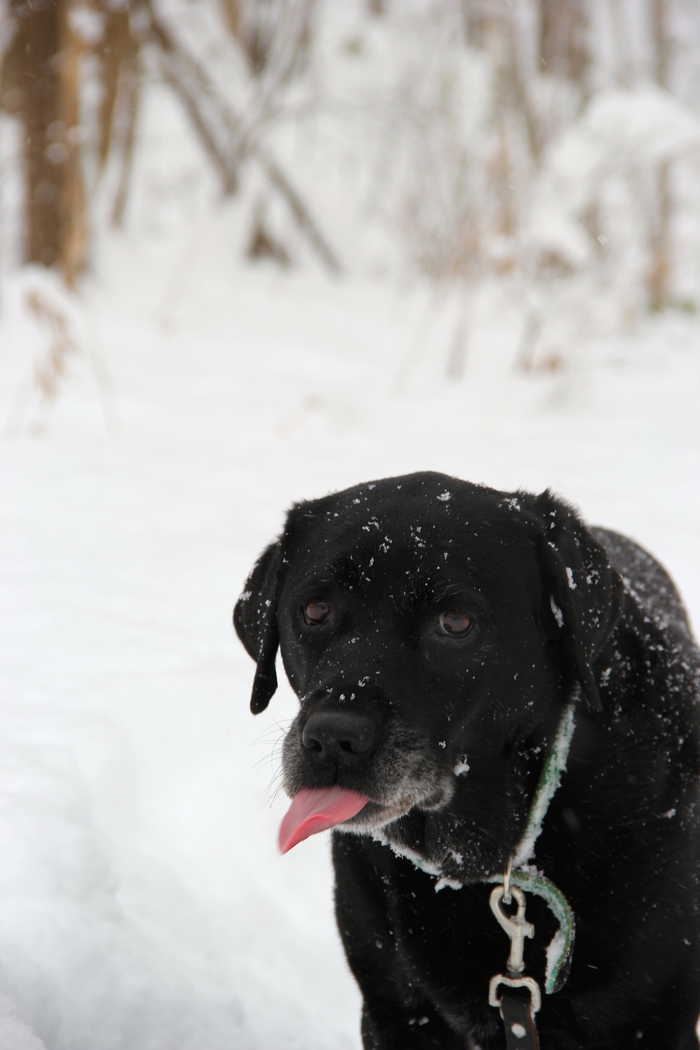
left=487, top=701, right=578, bottom=1050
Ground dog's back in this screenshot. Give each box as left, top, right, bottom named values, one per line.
left=594, top=527, right=694, bottom=641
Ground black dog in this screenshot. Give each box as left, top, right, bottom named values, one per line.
left=235, top=472, right=700, bottom=1049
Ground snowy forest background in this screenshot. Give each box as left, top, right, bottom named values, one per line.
left=1, top=1, right=700, bottom=1048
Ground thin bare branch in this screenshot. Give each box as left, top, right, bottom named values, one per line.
left=140, top=0, right=341, bottom=273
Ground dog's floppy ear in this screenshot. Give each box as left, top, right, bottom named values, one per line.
left=526, top=490, right=624, bottom=712
left=234, top=541, right=282, bottom=714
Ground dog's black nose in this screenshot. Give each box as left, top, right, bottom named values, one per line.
left=302, top=711, right=376, bottom=759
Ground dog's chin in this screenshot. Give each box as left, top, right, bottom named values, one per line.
left=338, top=781, right=454, bottom=836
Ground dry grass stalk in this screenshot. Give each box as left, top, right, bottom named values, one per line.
left=5, top=285, right=120, bottom=437
left=25, top=288, right=80, bottom=403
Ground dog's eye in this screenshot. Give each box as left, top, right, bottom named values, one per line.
left=303, top=599, right=331, bottom=626
left=437, top=611, right=473, bottom=637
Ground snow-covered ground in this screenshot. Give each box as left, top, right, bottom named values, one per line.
left=2, top=7, right=700, bottom=1039
left=1, top=229, right=699, bottom=1048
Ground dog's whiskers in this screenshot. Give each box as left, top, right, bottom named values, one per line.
left=264, top=768, right=288, bottom=808
left=252, top=718, right=291, bottom=746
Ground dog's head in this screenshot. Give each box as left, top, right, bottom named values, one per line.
left=235, top=472, right=623, bottom=878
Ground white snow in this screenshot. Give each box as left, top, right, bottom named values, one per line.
left=1, top=4, right=700, bottom=1043
left=1, top=247, right=699, bottom=1049
left=549, top=596, right=565, bottom=629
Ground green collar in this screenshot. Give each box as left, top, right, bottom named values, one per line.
left=384, top=697, right=579, bottom=996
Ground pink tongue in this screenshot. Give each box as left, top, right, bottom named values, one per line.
left=278, top=786, right=369, bottom=854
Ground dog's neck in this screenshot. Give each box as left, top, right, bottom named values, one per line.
left=368, top=697, right=579, bottom=999
left=371, top=692, right=579, bottom=887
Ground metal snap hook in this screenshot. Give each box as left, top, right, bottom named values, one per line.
left=489, top=884, right=534, bottom=976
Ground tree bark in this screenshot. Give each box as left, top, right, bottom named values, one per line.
left=3, top=0, right=62, bottom=267
left=56, top=0, right=88, bottom=285
left=0, top=0, right=87, bottom=282
left=539, top=0, right=590, bottom=84
left=648, top=0, right=672, bottom=309
left=97, top=7, right=133, bottom=172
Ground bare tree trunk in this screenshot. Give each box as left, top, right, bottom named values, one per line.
left=219, top=0, right=242, bottom=39
left=608, top=0, right=634, bottom=87
left=97, top=7, right=133, bottom=171
left=0, top=0, right=87, bottom=282
left=648, top=0, right=672, bottom=309
left=3, top=0, right=61, bottom=267
left=56, top=0, right=88, bottom=285
left=493, top=0, right=543, bottom=165
left=461, top=0, right=487, bottom=48
left=539, top=0, right=590, bottom=84
left=648, top=165, right=671, bottom=309
left=485, top=0, right=536, bottom=246
left=110, top=56, right=141, bottom=229
left=491, top=109, right=515, bottom=240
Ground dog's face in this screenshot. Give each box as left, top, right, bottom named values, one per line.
left=235, top=473, right=623, bottom=880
